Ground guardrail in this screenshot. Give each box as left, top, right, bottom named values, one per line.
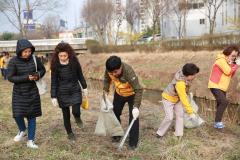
left=0, top=38, right=87, bottom=47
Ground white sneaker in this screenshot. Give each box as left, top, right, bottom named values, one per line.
left=14, top=131, right=26, bottom=142
left=27, top=140, right=38, bottom=149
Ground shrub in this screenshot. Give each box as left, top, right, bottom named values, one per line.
left=85, top=40, right=102, bottom=53
left=161, top=34, right=240, bottom=51
left=0, top=32, right=15, bottom=40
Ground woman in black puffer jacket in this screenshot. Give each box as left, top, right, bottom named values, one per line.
left=8, top=39, right=46, bottom=149
left=50, top=42, right=88, bottom=140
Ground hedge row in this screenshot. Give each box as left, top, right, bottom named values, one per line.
left=86, top=35, right=240, bottom=53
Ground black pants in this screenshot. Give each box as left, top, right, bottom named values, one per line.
left=210, top=88, right=228, bottom=122
left=113, top=92, right=139, bottom=147
left=61, top=103, right=81, bottom=134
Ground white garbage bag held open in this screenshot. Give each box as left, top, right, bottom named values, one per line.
left=184, top=93, right=205, bottom=128
left=94, top=95, right=124, bottom=136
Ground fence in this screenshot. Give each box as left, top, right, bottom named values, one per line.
left=161, top=34, right=240, bottom=50
left=0, top=38, right=87, bottom=47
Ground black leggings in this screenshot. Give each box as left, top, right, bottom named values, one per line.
left=61, top=104, right=81, bottom=134
left=113, top=92, right=139, bottom=147
left=210, top=88, right=228, bottom=122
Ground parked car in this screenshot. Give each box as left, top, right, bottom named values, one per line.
left=137, top=36, right=153, bottom=44
left=153, top=34, right=161, bottom=41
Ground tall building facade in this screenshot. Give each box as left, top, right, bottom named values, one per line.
left=161, top=0, right=240, bottom=39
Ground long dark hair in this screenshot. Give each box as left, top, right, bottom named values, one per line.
left=223, top=45, right=239, bottom=56
left=51, top=42, right=80, bottom=73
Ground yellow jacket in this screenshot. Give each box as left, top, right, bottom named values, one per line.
left=103, top=63, right=143, bottom=108
left=208, top=53, right=238, bottom=91
left=108, top=73, right=135, bottom=97
left=162, top=81, right=193, bottom=114
left=162, top=70, right=193, bottom=114
left=0, top=57, right=3, bottom=68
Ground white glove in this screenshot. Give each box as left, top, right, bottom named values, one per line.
left=236, top=58, right=240, bottom=65
left=105, top=98, right=113, bottom=110
left=51, top=98, right=59, bottom=107
left=132, top=107, right=139, bottom=119
left=100, top=96, right=113, bottom=112
left=83, top=88, right=88, bottom=97
left=189, top=113, right=196, bottom=119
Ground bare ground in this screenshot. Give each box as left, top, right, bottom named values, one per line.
left=0, top=71, right=240, bottom=160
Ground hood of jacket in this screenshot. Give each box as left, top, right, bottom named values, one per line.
left=16, top=39, right=35, bottom=57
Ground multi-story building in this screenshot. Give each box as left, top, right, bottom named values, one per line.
left=161, top=0, right=240, bottom=39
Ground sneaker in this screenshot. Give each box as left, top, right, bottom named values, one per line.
left=75, top=117, right=83, bottom=128
left=27, top=140, right=38, bottom=149
left=156, top=134, right=162, bottom=139
left=176, top=136, right=182, bottom=142
left=14, top=131, right=26, bottom=142
left=68, top=133, right=76, bottom=141
left=214, top=122, right=225, bottom=129
left=111, top=136, right=121, bottom=143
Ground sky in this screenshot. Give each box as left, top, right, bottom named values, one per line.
left=0, top=0, right=86, bottom=33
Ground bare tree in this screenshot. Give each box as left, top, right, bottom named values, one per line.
left=0, top=0, right=65, bottom=38
left=82, top=0, right=114, bottom=44
left=144, top=0, right=169, bottom=35
left=125, top=1, right=140, bottom=34
left=114, top=1, right=125, bottom=45
left=228, top=0, right=240, bottom=31
left=172, top=0, right=189, bottom=39
left=42, top=14, right=61, bottom=38
left=203, top=0, right=224, bottom=35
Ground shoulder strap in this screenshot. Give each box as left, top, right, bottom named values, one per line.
left=32, top=54, right=38, bottom=72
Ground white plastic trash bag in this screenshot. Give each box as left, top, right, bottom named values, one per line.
left=184, top=93, right=205, bottom=128
left=95, top=96, right=124, bottom=136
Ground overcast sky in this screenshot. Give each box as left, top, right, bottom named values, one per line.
left=0, top=0, right=86, bottom=33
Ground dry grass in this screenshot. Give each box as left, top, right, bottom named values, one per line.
left=79, top=51, right=240, bottom=104
left=0, top=71, right=240, bottom=160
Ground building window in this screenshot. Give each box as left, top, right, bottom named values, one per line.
left=193, top=3, right=198, bottom=9
left=198, top=3, right=204, bottom=8
left=188, top=2, right=204, bottom=9
left=200, top=19, right=205, bottom=24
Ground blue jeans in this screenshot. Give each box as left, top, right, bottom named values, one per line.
left=3, top=68, right=8, bottom=80
left=0, top=68, right=4, bottom=78
left=14, top=117, right=36, bottom=140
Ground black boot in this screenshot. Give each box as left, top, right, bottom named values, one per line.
left=111, top=136, right=122, bottom=143
left=74, top=117, right=83, bottom=128
left=67, top=132, right=76, bottom=141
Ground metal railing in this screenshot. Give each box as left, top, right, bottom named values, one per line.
left=0, top=38, right=87, bottom=47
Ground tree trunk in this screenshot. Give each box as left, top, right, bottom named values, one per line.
left=18, top=16, right=26, bottom=38
left=115, top=23, right=121, bottom=45
left=183, top=10, right=187, bottom=37
left=107, top=23, right=113, bottom=45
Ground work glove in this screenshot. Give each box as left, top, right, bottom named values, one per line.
left=132, top=107, right=139, bottom=119
left=103, top=90, right=109, bottom=96
left=51, top=98, right=59, bottom=107
left=83, top=88, right=88, bottom=97
left=100, top=94, right=113, bottom=112
left=236, top=58, right=240, bottom=65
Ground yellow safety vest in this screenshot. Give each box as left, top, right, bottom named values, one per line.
left=108, top=73, right=135, bottom=97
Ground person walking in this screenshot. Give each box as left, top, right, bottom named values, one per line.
left=50, top=42, right=88, bottom=140
left=7, top=39, right=46, bottom=149
left=2, top=51, right=11, bottom=80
